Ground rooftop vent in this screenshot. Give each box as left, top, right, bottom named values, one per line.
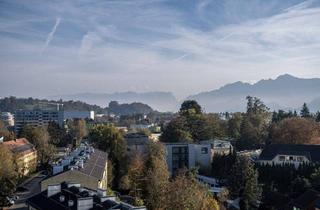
left=68, top=200, right=74, bottom=207
left=47, top=184, right=61, bottom=197
left=59, top=195, right=65, bottom=202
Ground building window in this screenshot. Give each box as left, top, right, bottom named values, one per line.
left=279, top=156, right=285, bottom=161
left=297, top=156, right=304, bottom=162
left=172, top=146, right=189, bottom=174
left=289, top=156, right=294, bottom=161
left=201, top=147, right=208, bottom=154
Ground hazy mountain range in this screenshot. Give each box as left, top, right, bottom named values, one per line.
left=50, top=91, right=178, bottom=112
left=188, top=74, right=320, bottom=112
left=50, top=74, right=320, bottom=112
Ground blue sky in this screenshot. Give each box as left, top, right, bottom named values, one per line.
left=1, top=0, right=320, bottom=99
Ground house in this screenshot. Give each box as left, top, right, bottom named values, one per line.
left=27, top=182, right=147, bottom=210
left=258, top=144, right=320, bottom=168
left=200, top=139, right=233, bottom=156
left=2, top=138, right=37, bottom=176
left=125, top=133, right=151, bottom=156
left=165, top=143, right=212, bottom=176
left=41, top=145, right=108, bottom=191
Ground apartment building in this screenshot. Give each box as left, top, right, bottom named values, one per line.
left=2, top=138, right=37, bottom=176
left=14, top=108, right=64, bottom=134
left=27, top=182, right=147, bottom=210
left=41, top=144, right=108, bottom=191
left=165, top=143, right=212, bottom=176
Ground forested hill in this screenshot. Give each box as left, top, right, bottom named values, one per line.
left=0, top=96, right=105, bottom=113
left=107, top=101, right=153, bottom=115
left=0, top=97, right=155, bottom=116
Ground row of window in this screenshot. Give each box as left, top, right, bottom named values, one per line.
left=278, top=155, right=305, bottom=162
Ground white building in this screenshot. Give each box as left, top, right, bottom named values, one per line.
left=63, top=111, right=95, bottom=121
left=200, top=139, right=233, bottom=156
left=165, top=143, right=212, bottom=176
left=0, top=112, right=14, bottom=126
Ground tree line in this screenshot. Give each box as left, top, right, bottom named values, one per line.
left=161, top=97, right=320, bottom=150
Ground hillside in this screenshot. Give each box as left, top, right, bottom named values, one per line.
left=187, top=74, right=320, bottom=112
left=107, top=101, right=153, bottom=115
left=0, top=97, right=105, bottom=113
left=50, top=91, right=178, bottom=112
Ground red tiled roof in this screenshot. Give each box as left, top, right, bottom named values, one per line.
left=3, top=138, right=36, bottom=154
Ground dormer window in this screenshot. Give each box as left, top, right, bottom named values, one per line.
left=279, top=156, right=285, bottom=161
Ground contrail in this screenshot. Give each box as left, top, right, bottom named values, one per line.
left=42, top=17, right=61, bottom=52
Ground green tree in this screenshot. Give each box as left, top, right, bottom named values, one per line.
left=126, top=152, right=145, bottom=198
left=166, top=171, right=219, bottom=210
left=68, top=119, right=87, bottom=147
left=238, top=96, right=269, bottom=149
left=47, top=121, right=68, bottom=146
left=88, top=124, right=127, bottom=188
left=160, top=116, right=192, bottom=143
left=310, top=168, right=320, bottom=188
left=269, top=117, right=320, bottom=144
left=228, top=112, right=243, bottom=139
left=0, top=144, right=18, bottom=206
left=144, top=142, right=170, bottom=210
left=180, top=100, right=202, bottom=116
left=316, top=111, right=320, bottom=122
left=300, top=103, right=311, bottom=118
left=290, top=176, right=311, bottom=195
left=229, top=156, right=261, bottom=210
left=20, top=126, right=55, bottom=166
left=0, top=120, right=15, bottom=141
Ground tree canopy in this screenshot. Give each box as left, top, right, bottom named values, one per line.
left=269, top=117, right=320, bottom=144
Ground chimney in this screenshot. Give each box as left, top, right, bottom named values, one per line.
left=97, top=189, right=107, bottom=197
left=47, top=184, right=61, bottom=197
left=59, top=195, right=65, bottom=202
left=68, top=200, right=74, bottom=207
left=77, top=197, right=93, bottom=210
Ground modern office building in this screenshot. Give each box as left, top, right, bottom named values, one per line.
left=165, top=143, right=212, bottom=176
left=14, top=107, right=64, bottom=134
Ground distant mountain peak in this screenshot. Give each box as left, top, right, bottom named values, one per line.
left=276, top=74, right=297, bottom=80
left=188, top=74, right=320, bottom=112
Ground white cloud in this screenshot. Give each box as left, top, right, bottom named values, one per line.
left=1, top=0, right=320, bottom=98
left=42, top=17, right=61, bottom=52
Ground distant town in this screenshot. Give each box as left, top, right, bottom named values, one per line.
left=0, top=95, right=320, bottom=210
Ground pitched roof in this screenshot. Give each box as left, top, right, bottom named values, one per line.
left=259, top=144, right=320, bottom=161
left=2, top=138, right=36, bottom=154
left=78, top=149, right=107, bottom=179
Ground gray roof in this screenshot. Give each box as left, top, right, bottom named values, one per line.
left=259, top=144, right=320, bottom=162
left=79, top=149, right=107, bottom=179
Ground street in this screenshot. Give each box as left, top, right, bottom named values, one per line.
left=7, top=172, right=46, bottom=210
